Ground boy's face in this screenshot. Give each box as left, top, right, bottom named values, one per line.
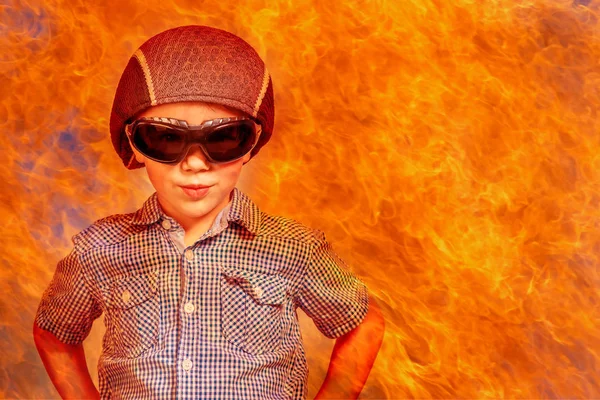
left=128, top=101, right=256, bottom=230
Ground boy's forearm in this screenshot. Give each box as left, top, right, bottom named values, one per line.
left=315, top=296, right=385, bottom=400
left=33, top=323, right=100, bottom=400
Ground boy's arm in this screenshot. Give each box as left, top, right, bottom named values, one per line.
left=33, top=246, right=103, bottom=399
left=315, top=295, right=385, bottom=400
left=33, top=323, right=100, bottom=399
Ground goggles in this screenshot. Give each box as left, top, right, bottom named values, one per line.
left=125, top=116, right=261, bottom=164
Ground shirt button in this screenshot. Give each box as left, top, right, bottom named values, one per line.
left=254, top=287, right=263, bottom=298
left=184, top=302, right=195, bottom=314
left=161, top=219, right=171, bottom=230
left=184, top=249, right=194, bottom=261
left=182, top=359, right=193, bottom=371
left=121, top=290, right=131, bottom=303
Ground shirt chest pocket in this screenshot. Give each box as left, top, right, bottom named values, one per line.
left=220, top=266, right=288, bottom=355
left=102, top=271, right=160, bottom=359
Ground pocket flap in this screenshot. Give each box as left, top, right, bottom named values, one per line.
left=221, top=266, right=286, bottom=305
left=106, top=272, right=158, bottom=310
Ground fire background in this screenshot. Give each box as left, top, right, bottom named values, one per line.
left=2, top=0, right=599, bottom=398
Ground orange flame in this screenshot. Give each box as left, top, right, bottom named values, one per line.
left=3, top=0, right=600, bottom=398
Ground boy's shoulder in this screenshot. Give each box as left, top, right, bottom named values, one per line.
left=258, top=211, right=325, bottom=245
left=225, top=187, right=327, bottom=245
left=70, top=212, right=145, bottom=252
left=70, top=191, right=171, bottom=251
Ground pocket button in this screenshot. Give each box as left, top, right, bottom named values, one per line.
left=121, top=290, right=131, bottom=303
left=254, top=287, right=264, bottom=298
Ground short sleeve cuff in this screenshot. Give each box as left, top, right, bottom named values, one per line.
left=33, top=313, right=90, bottom=345
left=317, top=282, right=370, bottom=339
left=33, top=247, right=100, bottom=346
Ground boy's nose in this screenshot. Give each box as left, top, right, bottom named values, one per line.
left=182, top=144, right=210, bottom=170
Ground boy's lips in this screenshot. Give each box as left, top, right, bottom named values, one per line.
left=180, top=184, right=212, bottom=200
left=180, top=184, right=212, bottom=189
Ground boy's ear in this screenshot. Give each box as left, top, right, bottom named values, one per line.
left=242, top=125, right=261, bottom=165
left=241, top=153, right=252, bottom=166
left=127, top=135, right=145, bottom=165
left=133, top=150, right=145, bottom=165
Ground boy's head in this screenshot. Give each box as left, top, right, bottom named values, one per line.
left=109, top=25, right=274, bottom=170
left=109, top=25, right=274, bottom=226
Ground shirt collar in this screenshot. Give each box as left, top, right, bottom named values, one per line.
left=130, top=187, right=260, bottom=235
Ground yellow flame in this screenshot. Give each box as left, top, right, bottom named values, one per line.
left=3, top=0, right=600, bottom=398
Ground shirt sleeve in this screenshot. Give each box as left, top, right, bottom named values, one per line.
left=296, top=231, right=370, bottom=339
left=34, top=247, right=102, bottom=345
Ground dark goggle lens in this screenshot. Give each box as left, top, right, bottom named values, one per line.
left=204, top=122, right=256, bottom=162
left=132, top=121, right=256, bottom=163
left=133, top=124, right=186, bottom=162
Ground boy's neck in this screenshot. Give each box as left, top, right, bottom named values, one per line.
left=157, top=189, right=233, bottom=242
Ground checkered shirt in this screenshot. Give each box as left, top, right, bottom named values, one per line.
left=34, top=187, right=370, bottom=399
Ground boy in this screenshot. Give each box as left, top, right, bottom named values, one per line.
left=33, top=25, right=384, bottom=399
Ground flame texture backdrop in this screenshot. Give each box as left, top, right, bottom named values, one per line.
left=2, top=0, right=600, bottom=398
